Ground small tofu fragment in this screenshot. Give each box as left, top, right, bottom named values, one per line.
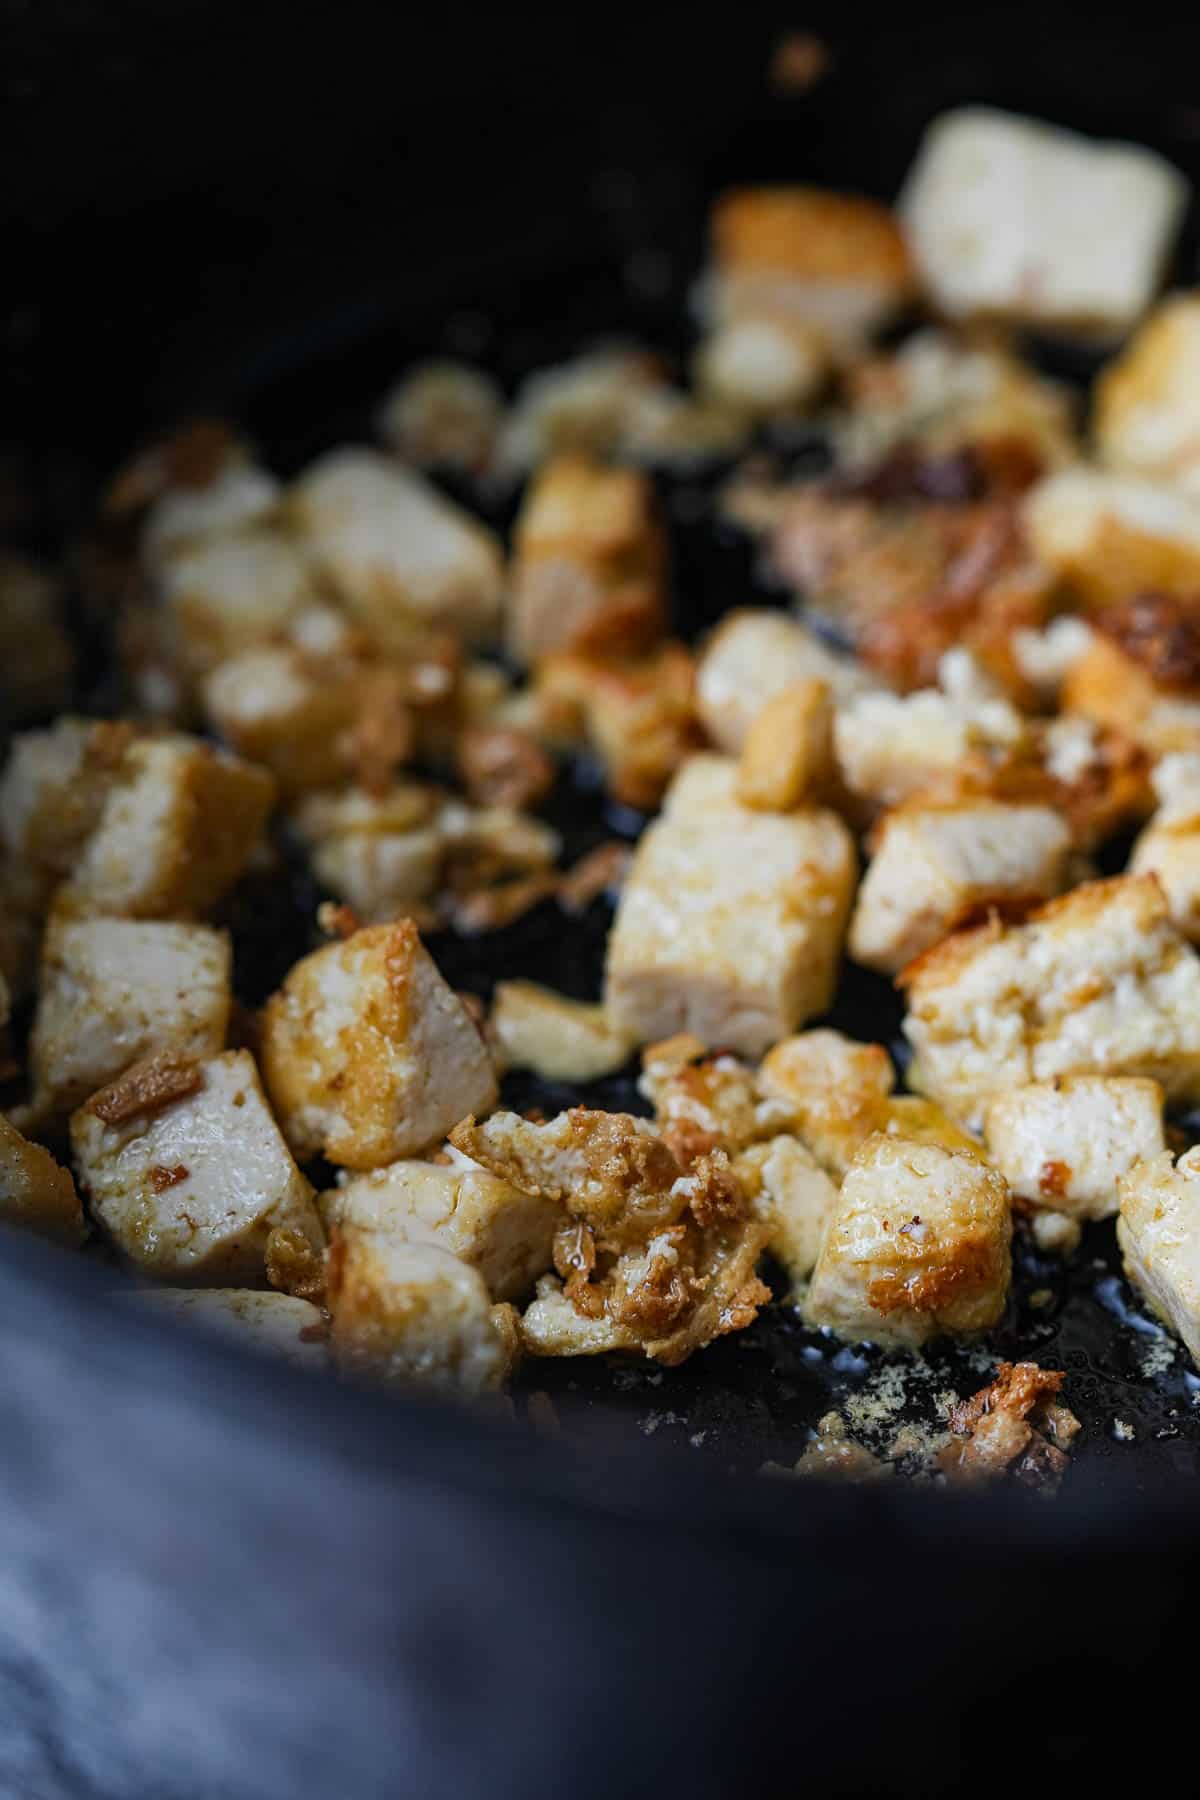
left=490, top=982, right=634, bottom=1082
left=1094, top=294, right=1200, bottom=497
left=736, top=1133, right=838, bottom=1288
left=159, top=527, right=321, bottom=678
left=289, top=447, right=503, bottom=646
left=737, top=678, right=833, bottom=812
left=290, top=782, right=444, bottom=923
left=604, top=754, right=856, bottom=1056
left=376, top=360, right=503, bottom=474
left=984, top=1076, right=1165, bottom=1220
left=1025, top=468, right=1200, bottom=607
left=757, top=1030, right=895, bottom=1175
left=900, top=108, right=1187, bottom=337
left=939, top=1361, right=1078, bottom=1491
left=805, top=1134, right=1012, bottom=1348
left=901, top=875, right=1200, bottom=1128
left=1118, top=1147, right=1200, bottom=1366
left=833, top=685, right=1029, bottom=812
left=1131, top=757, right=1200, bottom=939
left=327, top=1232, right=513, bottom=1393
left=0, top=553, right=74, bottom=721
left=72, top=1049, right=322, bottom=1283
left=534, top=641, right=699, bottom=810
left=849, top=797, right=1073, bottom=975
left=696, top=608, right=875, bottom=753
left=0, top=717, right=135, bottom=894
left=694, top=315, right=827, bottom=416
left=260, top=920, right=497, bottom=1170
left=493, top=345, right=669, bottom=477
left=134, top=1288, right=327, bottom=1368
left=0, top=1115, right=86, bottom=1246
left=1059, top=595, right=1200, bottom=758
left=30, top=917, right=230, bottom=1119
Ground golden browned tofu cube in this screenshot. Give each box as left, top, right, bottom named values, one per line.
left=290, top=782, right=444, bottom=923
left=736, top=678, right=833, bottom=812
left=1130, top=755, right=1200, bottom=939
left=134, top=1288, right=327, bottom=1368
left=694, top=314, right=827, bottom=416
left=805, top=1134, right=1012, bottom=1347
left=71, top=1049, right=322, bottom=1284
left=159, top=526, right=321, bottom=678
left=203, top=645, right=367, bottom=796
left=534, top=641, right=698, bottom=811
left=696, top=607, right=875, bottom=753
left=1095, top=295, right=1200, bottom=497
left=1117, top=1148, right=1200, bottom=1367
left=0, top=1115, right=86, bottom=1246
left=757, top=1030, right=894, bottom=1175
left=1059, top=605, right=1200, bottom=758
left=0, top=717, right=133, bottom=893
left=260, top=920, right=497, bottom=1170
left=833, top=685, right=1029, bottom=812
left=489, top=982, right=634, bottom=1082
left=1025, top=468, right=1200, bottom=608
left=984, top=1076, right=1165, bottom=1220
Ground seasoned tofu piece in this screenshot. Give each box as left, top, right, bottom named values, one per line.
left=376, top=359, right=503, bottom=474
left=142, top=460, right=283, bottom=565
left=0, top=716, right=134, bottom=893
left=881, top=1096, right=979, bottom=1155
left=1060, top=595, right=1200, bottom=758
left=833, top=686, right=1029, bottom=812
left=518, top=1273, right=636, bottom=1356
left=604, top=754, right=856, bottom=1056
left=1025, top=468, right=1200, bottom=607
left=805, top=1134, right=1012, bottom=1347
left=260, top=919, right=497, bottom=1170
left=508, top=453, right=666, bottom=663
left=134, top=1287, right=327, bottom=1368
left=1037, top=713, right=1153, bottom=849
left=320, top=1152, right=556, bottom=1302
left=1117, top=1148, right=1200, bottom=1366
left=939, top=1361, right=1079, bottom=1490
left=158, top=527, right=321, bottom=677
left=30, top=917, right=231, bottom=1119
left=694, top=315, right=827, bottom=416
left=900, top=108, right=1187, bottom=337
left=696, top=607, right=875, bottom=753
left=289, top=447, right=503, bottom=646
left=493, top=345, right=669, bottom=477
left=0, top=1115, right=86, bottom=1246
left=71, top=1048, right=322, bottom=1283
left=984, top=1076, right=1165, bottom=1220
left=706, top=187, right=913, bottom=347
left=534, top=642, right=698, bottom=811
left=848, top=796, right=1073, bottom=975
left=737, top=678, right=833, bottom=812
left=901, top=875, right=1200, bottom=1129
left=202, top=644, right=369, bottom=795
left=490, top=982, right=634, bottom=1082
left=1130, top=754, right=1200, bottom=939
left=327, top=1232, right=514, bottom=1393
left=0, top=552, right=74, bottom=722
left=757, top=1030, right=895, bottom=1175
left=735, top=1133, right=838, bottom=1287
left=290, top=782, right=444, bottom=923
left=1094, top=294, right=1200, bottom=496
left=65, top=735, right=275, bottom=919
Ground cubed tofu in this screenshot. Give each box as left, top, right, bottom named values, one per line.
left=534, top=642, right=698, bottom=810
left=30, top=917, right=231, bottom=1118
left=901, top=875, right=1200, bottom=1129
left=696, top=608, right=875, bottom=753
left=327, top=1231, right=513, bottom=1393
left=0, top=552, right=74, bottom=721
left=757, top=1030, right=895, bottom=1174
left=65, top=735, right=275, bottom=919
left=984, top=1076, right=1165, bottom=1220
left=805, top=1134, right=1012, bottom=1347
left=519, top=1272, right=636, bottom=1356
left=320, top=1151, right=557, bottom=1301
left=605, top=754, right=856, bottom=1056
left=1117, top=1148, right=1200, bottom=1366
left=736, top=1132, right=838, bottom=1287
left=508, top=453, right=666, bottom=663
left=141, top=461, right=283, bottom=565
left=289, top=448, right=503, bottom=645
left=71, top=1049, right=322, bottom=1283
left=1060, top=621, right=1200, bottom=759
left=1094, top=294, right=1200, bottom=496
left=694, top=315, right=827, bottom=415
left=0, top=716, right=134, bottom=890
left=133, top=1287, right=327, bottom=1368
left=260, top=919, right=498, bottom=1170
left=290, top=782, right=444, bottom=923
left=158, top=527, right=321, bottom=677
left=833, top=686, right=1029, bottom=812
left=490, top=981, right=634, bottom=1082
left=881, top=1096, right=980, bottom=1155
left=1025, top=468, right=1200, bottom=607
left=900, top=108, right=1187, bottom=337
left=707, top=187, right=913, bottom=346
left=376, top=359, right=503, bottom=474
left=849, top=797, right=1073, bottom=975
left=0, top=1115, right=86, bottom=1246
left=737, top=678, right=833, bottom=812
left=1131, top=806, right=1200, bottom=943
left=203, top=644, right=369, bottom=796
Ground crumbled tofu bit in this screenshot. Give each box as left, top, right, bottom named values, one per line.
left=375, top=359, right=503, bottom=474
left=757, top=1030, right=894, bottom=1175
left=848, top=796, right=1073, bottom=975
left=493, top=345, right=668, bottom=478
left=519, top=1272, right=638, bottom=1356
left=604, top=754, right=856, bottom=1056
left=133, top=1288, right=327, bottom=1368
left=490, top=982, right=634, bottom=1083
left=901, top=875, right=1200, bottom=1129
left=735, top=1133, right=838, bottom=1287
left=643, top=1049, right=796, bottom=1168
left=71, top=1049, right=322, bottom=1284
left=158, top=527, right=321, bottom=678
left=1036, top=713, right=1151, bottom=850
left=804, top=1134, right=1012, bottom=1348
left=790, top=1413, right=892, bottom=1483
left=142, top=461, right=284, bottom=566
left=706, top=187, right=913, bottom=347
left=0, top=716, right=136, bottom=891
left=694, top=315, right=827, bottom=416
left=1025, top=468, right=1200, bottom=607
left=327, top=1231, right=513, bottom=1393
left=1095, top=295, right=1200, bottom=497
left=64, top=735, right=275, bottom=919
left=534, top=641, right=698, bottom=810
left=0, top=552, right=74, bottom=721
left=696, top=607, right=875, bottom=753
left=737, top=678, right=833, bottom=812
left=900, top=107, right=1187, bottom=337
left=290, top=782, right=444, bottom=923
left=507, top=452, right=666, bottom=664
left=260, top=919, right=497, bottom=1170
left=320, top=1154, right=557, bottom=1303
left=833, top=685, right=1029, bottom=812
left=938, top=1361, right=1078, bottom=1490
left=1028, top=1209, right=1082, bottom=1257
left=882, top=1096, right=980, bottom=1156
left=29, top=917, right=230, bottom=1119
left=456, top=725, right=555, bottom=813
left=288, top=447, right=503, bottom=645
left=0, top=1115, right=86, bottom=1247
left=202, top=644, right=370, bottom=797
left=1012, top=616, right=1094, bottom=699
left=1118, top=1147, right=1200, bottom=1367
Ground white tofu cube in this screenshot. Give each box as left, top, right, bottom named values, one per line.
left=984, top=1076, right=1165, bottom=1220
left=805, top=1133, right=1012, bottom=1347
left=694, top=315, right=827, bottom=416
left=1118, top=1147, right=1200, bottom=1366
left=849, top=797, right=1073, bottom=975
left=133, top=1288, right=327, bottom=1368
left=159, top=527, right=321, bottom=677
left=203, top=645, right=366, bottom=796
left=1025, top=468, right=1200, bottom=607
left=1095, top=295, right=1200, bottom=498
left=1130, top=762, right=1200, bottom=940
left=833, top=686, right=1029, bottom=812
left=142, top=461, right=283, bottom=565
left=289, top=447, right=503, bottom=645
left=290, top=782, right=444, bottom=923
left=756, top=1029, right=895, bottom=1175
left=900, top=108, right=1188, bottom=337
left=0, top=1115, right=86, bottom=1246
left=490, top=982, right=634, bottom=1082
left=71, top=1049, right=322, bottom=1283
left=604, top=753, right=856, bottom=1056
left=696, top=608, right=874, bottom=753
left=0, top=717, right=133, bottom=890
left=30, top=916, right=231, bottom=1118
left=260, top=920, right=498, bottom=1170
left=901, top=875, right=1200, bottom=1129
